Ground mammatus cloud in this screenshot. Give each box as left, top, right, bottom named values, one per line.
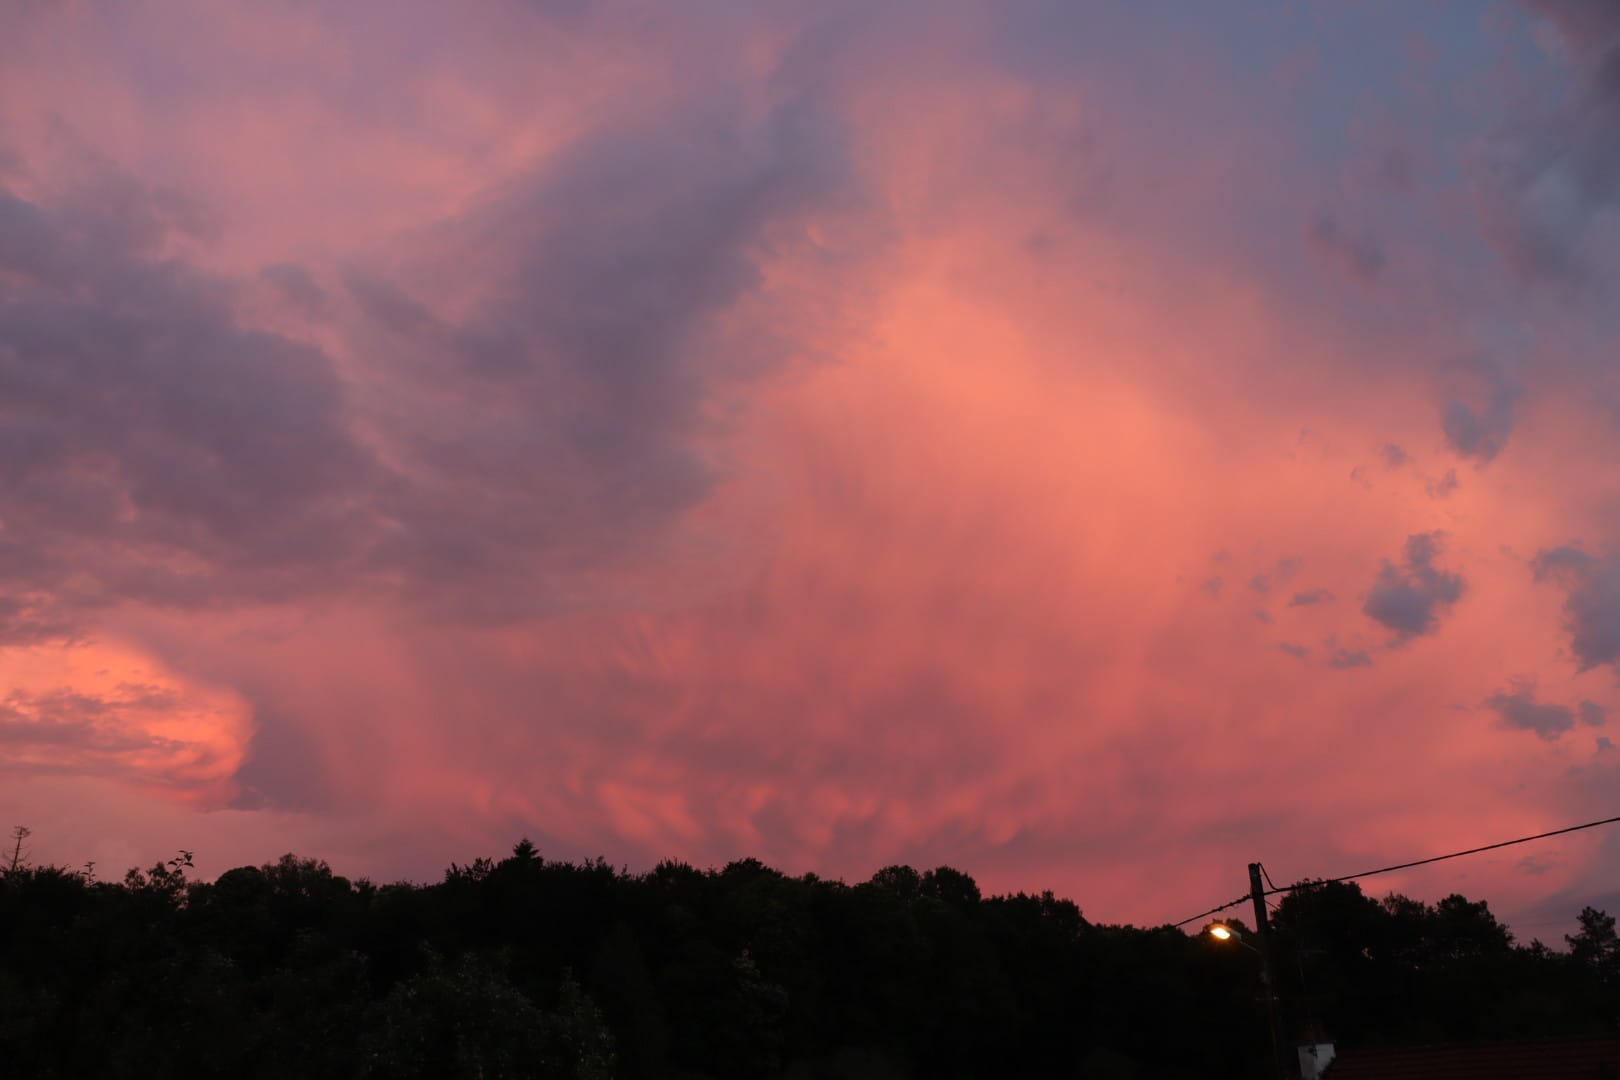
left=1363, top=533, right=1466, bottom=643
left=1532, top=547, right=1620, bottom=671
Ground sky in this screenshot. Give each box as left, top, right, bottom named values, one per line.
left=3, top=0, right=1620, bottom=938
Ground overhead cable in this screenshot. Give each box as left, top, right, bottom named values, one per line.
left=1165, top=811, right=1620, bottom=929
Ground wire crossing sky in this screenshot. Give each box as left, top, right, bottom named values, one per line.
left=1173, top=812, right=1620, bottom=928
left=3, top=0, right=1620, bottom=934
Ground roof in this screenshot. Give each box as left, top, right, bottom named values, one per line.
left=1324, top=1033, right=1620, bottom=1080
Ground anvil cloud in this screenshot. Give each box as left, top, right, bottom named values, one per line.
left=4, top=0, right=1620, bottom=934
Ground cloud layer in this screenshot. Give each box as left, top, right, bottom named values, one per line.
left=3, top=0, right=1620, bottom=933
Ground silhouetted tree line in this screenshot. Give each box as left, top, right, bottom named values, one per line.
left=1, top=831, right=1617, bottom=1078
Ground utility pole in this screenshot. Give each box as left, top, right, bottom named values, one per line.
left=1250, top=862, right=1288, bottom=1079
left=5, top=826, right=29, bottom=874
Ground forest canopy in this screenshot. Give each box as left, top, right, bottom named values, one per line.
left=2, top=833, right=1617, bottom=1079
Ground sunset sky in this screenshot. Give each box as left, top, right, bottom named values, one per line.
left=4, top=0, right=1620, bottom=938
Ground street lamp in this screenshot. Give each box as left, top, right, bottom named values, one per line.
left=1207, top=923, right=1285, bottom=1079
left=1208, top=923, right=1262, bottom=959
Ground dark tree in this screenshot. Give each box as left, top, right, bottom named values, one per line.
left=3, top=837, right=1617, bottom=1079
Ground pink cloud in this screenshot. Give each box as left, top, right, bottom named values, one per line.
left=1, top=0, right=1619, bottom=939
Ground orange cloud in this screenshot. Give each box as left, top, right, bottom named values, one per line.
left=0, top=641, right=251, bottom=805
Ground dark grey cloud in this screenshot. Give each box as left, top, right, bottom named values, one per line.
left=1483, top=3, right=1620, bottom=284
left=1440, top=362, right=1521, bottom=463
left=1327, top=646, right=1372, bottom=670
left=1307, top=211, right=1385, bottom=284
left=260, top=263, right=327, bottom=314
left=1289, top=588, right=1332, bottom=607
left=0, top=174, right=383, bottom=630
left=1363, top=532, right=1466, bottom=642
left=1426, top=468, right=1460, bottom=499
left=1442, top=395, right=1517, bottom=463
left=1531, top=545, right=1620, bottom=670
left=1382, top=444, right=1410, bottom=469
left=1485, top=680, right=1576, bottom=741
left=1250, top=556, right=1301, bottom=595
left=0, top=83, right=876, bottom=634
left=512, top=0, right=591, bottom=24
left=3, top=38, right=883, bottom=814
left=1278, top=642, right=1308, bottom=659
left=0, top=592, right=77, bottom=646
left=1581, top=700, right=1607, bottom=727
left=228, top=702, right=335, bottom=812
left=339, top=97, right=875, bottom=621
left=1522, top=0, right=1620, bottom=49
left=1517, top=852, right=1558, bottom=876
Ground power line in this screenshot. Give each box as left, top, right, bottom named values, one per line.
left=1166, top=811, right=1620, bottom=929
left=1171, top=893, right=1253, bottom=929
left=1273, top=812, right=1620, bottom=895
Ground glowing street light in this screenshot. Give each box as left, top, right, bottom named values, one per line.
left=1208, top=922, right=1283, bottom=1078
left=1207, top=923, right=1263, bottom=959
